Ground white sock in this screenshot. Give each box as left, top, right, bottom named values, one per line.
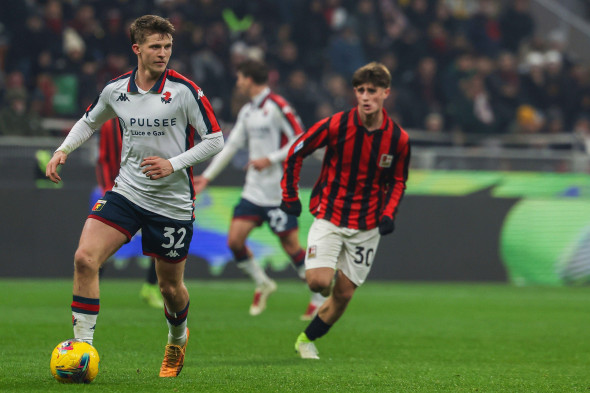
left=165, top=305, right=187, bottom=346
left=167, top=321, right=187, bottom=346
left=72, top=312, right=97, bottom=345
left=237, top=258, right=269, bottom=286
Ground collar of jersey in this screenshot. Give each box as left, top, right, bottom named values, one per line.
left=251, top=86, right=271, bottom=108
left=353, top=107, right=390, bottom=133
left=127, top=67, right=168, bottom=94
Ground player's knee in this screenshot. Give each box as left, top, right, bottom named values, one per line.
left=227, top=238, right=241, bottom=253
left=279, top=235, right=300, bottom=254
left=159, top=279, right=181, bottom=300
left=73, top=249, right=100, bottom=275
left=228, top=240, right=247, bottom=258
left=158, top=281, right=175, bottom=300
left=281, top=241, right=300, bottom=256
left=307, top=275, right=332, bottom=293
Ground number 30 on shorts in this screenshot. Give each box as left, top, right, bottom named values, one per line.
left=353, top=246, right=374, bottom=266
left=161, top=227, right=186, bottom=249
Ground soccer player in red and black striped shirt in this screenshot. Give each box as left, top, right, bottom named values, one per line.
left=281, top=62, right=411, bottom=359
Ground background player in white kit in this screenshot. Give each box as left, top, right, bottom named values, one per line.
left=45, top=15, right=224, bottom=377
left=193, top=59, right=326, bottom=318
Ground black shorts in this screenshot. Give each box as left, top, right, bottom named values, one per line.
left=89, top=191, right=194, bottom=263
left=233, top=198, right=298, bottom=237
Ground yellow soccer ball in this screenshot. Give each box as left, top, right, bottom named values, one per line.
left=50, top=339, right=100, bottom=383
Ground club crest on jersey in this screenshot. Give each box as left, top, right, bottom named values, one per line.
left=92, top=199, right=107, bottom=211
left=307, top=245, right=317, bottom=259
left=379, top=154, right=393, bottom=168
left=161, top=91, right=172, bottom=104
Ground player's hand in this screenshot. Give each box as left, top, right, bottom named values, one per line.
left=378, top=216, right=395, bottom=236
left=193, top=175, right=209, bottom=194
left=140, top=156, right=173, bottom=180
left=248, top=157, right=272, bottom=171
left=280, top=198, right=302, bottom=217
left=46, top=151, right=68, bottom=184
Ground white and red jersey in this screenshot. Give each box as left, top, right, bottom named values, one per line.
left=83, top=68, right=222, bottom=220
left=203, top=87, right=304, bottom=206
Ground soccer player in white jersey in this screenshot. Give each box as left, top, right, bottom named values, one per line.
left=193, top=59, right=326, bottom=318
left=45, top=15, right=224, bottom=377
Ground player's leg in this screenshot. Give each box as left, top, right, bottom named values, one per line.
left=296, top=270, right=357, bottom=354
left=294, top=219, right=343, bottom=358
left=89, top=186, right=109, bottom=280
left=72, top=217, right=127, bottom=345
left=228, top=217, right=262, bottom=280
left=74, top=191, right=142, bottom=344
left=276, top=226, right=327, bottom=320
left=303, top=219, right=344, bottom=295
left=277, top=228, right=306, bottom=279
left=155, top=258, right=189, bottom=344
left=315, top=269, right=357, bottom=325
left=297, top=225, right=380, bottom=358
left=230, top=198, right=277, bottom=315
left=228, top=218, right=277, bottom=315
left=140, top=212, right=193, bottom=377
left=155, top=257, right=190, bottom=377
left=301, top=292, right=328, bottom=321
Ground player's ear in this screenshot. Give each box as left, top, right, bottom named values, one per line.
left=132, top=44, right=141, bottom=55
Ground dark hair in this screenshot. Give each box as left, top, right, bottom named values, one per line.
left=351, top=62, right=391, bottom=88
left=130, top=15, right=175, bottom=45
left=236, top=59, right=268, bottom=85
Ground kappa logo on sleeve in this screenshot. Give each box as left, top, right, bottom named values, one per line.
left=378, top=154, right=393, bottom=168
left=92, top=200, right=107, bottom=211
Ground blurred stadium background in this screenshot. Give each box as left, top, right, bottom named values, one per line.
left=2, top=0, right=590, bottom=286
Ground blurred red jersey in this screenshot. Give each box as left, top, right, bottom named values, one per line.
left=96, top=118, right=122, bottom=191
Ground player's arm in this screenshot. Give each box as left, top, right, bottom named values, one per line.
left=150, top=86, right=225, bottom=182
left=252, top=101, right=305, bottom=171
left=280, top=117, right=331, bottom=216
left=141, top=132, right=224, bottom=180
left=190, top=111, right=247, bottom=193
left=47, top=88, right=116, bottom=183
left=379, top=134, right=411, bottom=235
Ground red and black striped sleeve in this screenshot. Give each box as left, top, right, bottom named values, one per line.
left=281, top=116, right=332, bottom=201
left=381, top=127, right=411, bottom=219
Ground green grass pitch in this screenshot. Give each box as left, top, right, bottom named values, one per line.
left=1, top=279, right=590, bottom=392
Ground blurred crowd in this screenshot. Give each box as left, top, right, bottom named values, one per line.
left=1, top=0, right=590, bottom=140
